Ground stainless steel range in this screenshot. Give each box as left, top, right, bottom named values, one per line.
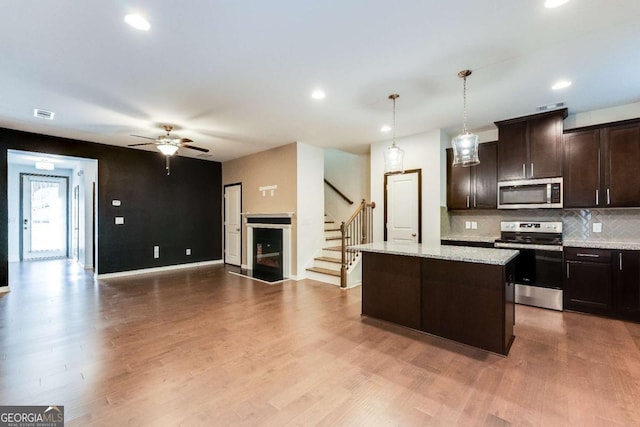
left=495, top=221, right=563, bottom=311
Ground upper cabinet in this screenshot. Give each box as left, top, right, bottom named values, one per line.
left=603, top=122, right=640, bottom=207
left=446, top=141, right=497, bottom=210
left=495, top=109, right=567, bottom=181
left=563, top=119, right=640, bottom=208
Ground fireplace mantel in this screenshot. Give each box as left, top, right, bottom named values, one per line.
left=242, top=212, right=294, bottom=219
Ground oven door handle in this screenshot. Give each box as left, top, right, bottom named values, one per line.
left=576, top=253, right=600, bottom=258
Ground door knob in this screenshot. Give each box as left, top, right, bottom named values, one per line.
left=411, top=233, right=416, bottom=237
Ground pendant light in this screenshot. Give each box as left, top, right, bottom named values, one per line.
left=384, top=94, right=404, bottom=173
left=451, top=70, right=480, bottom=167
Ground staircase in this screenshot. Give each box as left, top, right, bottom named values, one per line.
left=305, top=216, right=344, bottom=286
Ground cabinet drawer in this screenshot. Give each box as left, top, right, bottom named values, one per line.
left=564, top=247, right=611, bottom=263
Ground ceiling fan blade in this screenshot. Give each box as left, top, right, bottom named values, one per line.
left=130, top=134, right=158, bottom=140
left=177, top=138, right=194, bottom=143
left=128, top=142, right=157, bottom=147
left=181, top=144, right=210, bottom=153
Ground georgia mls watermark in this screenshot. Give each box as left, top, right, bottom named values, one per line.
left=0, top=406, right=64, bottom=427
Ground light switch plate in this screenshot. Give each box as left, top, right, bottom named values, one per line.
left=471, top=221, right=478, bottom=230
left=593, top=222, right=602, bottom=233
left=154, top=246, right=159, bottom=258
left=465, top=221, right=471, bottom=229
left=115, top=217, right=124, bottom=225
left=112, top=200, right=121, bottom=206
left=186, top=249, right=191, bottom=255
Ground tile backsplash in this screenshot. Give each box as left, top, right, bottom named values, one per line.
left=443, top=208, right=640, bottom=242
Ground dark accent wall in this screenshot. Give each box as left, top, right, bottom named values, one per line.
left=0, top=128, right=222, bottom=284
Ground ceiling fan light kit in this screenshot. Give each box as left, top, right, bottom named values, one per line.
left=128, top=125, right=209, bottom=175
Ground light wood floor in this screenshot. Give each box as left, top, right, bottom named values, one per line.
left=1, top=260, right=640, bottom=426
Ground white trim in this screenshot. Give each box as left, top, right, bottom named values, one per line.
left=96, top=259, right=223, bottom=279
left=0, top=286, right=10, bottom=294
left=247, top=223, right=291, bottom=278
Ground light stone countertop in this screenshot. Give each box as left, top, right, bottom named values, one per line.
left=349, top=242, right=519, bottom=265
left=440, top=235, right=500, bottom=244
left=563, top=239, right=640, bottom=251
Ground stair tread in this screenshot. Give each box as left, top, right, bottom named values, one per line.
left=326, top=236, right=346, bottom=241
left=324, top=228, right=341, bottom=232
left=315, top=256, right=341, bottom=263
left=306, top=267, right=341, bottom=277
left=323, top=246, right=342, bottom=251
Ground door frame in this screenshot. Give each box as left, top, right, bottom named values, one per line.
left=223, top=182, right=242, bottom=266
left=19, top=173, right=70, bottom=261
left=383, top=169, right=422, bottom=242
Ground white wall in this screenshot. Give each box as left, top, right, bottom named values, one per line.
left=371, top=130, right=445, bottom=246
left=565, top=100, right=640, bottom=129
left=324, top=149, right=370, bottom=222
left=296, top=142, right=325, bottom=277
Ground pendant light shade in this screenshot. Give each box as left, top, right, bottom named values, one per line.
left=384, top=94, right=404, bottom=173
left=452, top=70, right=480, bottom=167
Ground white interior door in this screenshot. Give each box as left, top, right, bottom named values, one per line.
left=22, top=174, right=69, bottom=260
left=224, top=184, right=242, bottom=266
left=385, top=171, right=420, bottom=243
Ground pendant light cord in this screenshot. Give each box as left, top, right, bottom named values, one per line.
left=389, top=94, right=399, bottom=147
left=462, top=75, right=468, bottom=134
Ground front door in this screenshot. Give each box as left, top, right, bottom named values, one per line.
left=21, top=174, right=69, bottom=260
left=384, top=170, right=421, bottom=243
left=224, top=184, right=242, bottom=266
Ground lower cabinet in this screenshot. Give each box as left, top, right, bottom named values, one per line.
left=564, top=247, right=640, bottom=322
left=615, top=251, right=640, bottom=320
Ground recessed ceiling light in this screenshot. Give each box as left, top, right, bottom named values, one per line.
left=124, top=14, right=150, bottom=31
left=311, top=89, right=326, bottom=100
left=380, top=125, right=392, bottom=133
left=552, top=80, right=572, bottom=90
left=544, top=0, right=570, bottom=8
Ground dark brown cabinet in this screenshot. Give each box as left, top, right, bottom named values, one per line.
left=496, top=109, right=567, bottom=181
left=446, top=141, right=497, bottom=210
left=563, top=129, right=601, bottom=208
left=563, top=120, right=640, bottom=208
left=614, top=251, right=640, bottom=321
left=564, top=247, right=612, bottom=314
left=564, top=247, right=640, bottom=322
left=603, top=122, right=640, bottom=207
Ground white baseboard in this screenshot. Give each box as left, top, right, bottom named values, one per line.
left=0, top=286, right=10, bottom=294
left=97, top=259, right=223, bottom=279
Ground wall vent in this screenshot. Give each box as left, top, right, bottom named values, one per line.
left=33, top=108, right=55, bottom=120
left=197, top=153, right=214, bottom=159
left=537, top=102, right=565, bottom=112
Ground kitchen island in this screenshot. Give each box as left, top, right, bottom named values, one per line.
left=350, top=242, right=519, bottom=355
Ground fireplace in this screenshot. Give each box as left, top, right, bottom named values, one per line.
left=253, top=228, right=283, bottom=281
left=243, top=213, right=292, bottom=283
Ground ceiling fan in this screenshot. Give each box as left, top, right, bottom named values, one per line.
left=128, top=125, right=209, bottom=175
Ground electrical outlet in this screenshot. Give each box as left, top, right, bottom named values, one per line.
left=465, top=221, right=471, bottom=229
left=186, top=248, right=191, bottom=256
left=471, top=221, right=478, bottom=230
left=154, top=246, right=159, bottom=258
left=115, top=217, right=124, bottom=225
left=593, top=222, right=602, bottom=233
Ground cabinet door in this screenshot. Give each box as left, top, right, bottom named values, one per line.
left=615, top=251, right=640, bottom=320
left=563, top=129, right=601, bottom=208
left=564, top=261, right=612, bottom=313
left=529, top=114, right=563, bottom=178
left=603, top=123, right=640, bottom=207
left=446, top=148, right=471, bottom=209
left=498, top=121, right=528, bottom=181
left=474, top=142, right=498, bottom=209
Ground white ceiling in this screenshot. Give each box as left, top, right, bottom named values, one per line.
left=1, top=1, right=639, bottom=162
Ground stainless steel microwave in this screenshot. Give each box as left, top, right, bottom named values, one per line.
left=498, top=178, right=563, bottom=209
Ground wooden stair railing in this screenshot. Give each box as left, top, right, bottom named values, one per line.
left=324, top=179, right=354, bottom=205
left=340, top=199, right=375, bottom=288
